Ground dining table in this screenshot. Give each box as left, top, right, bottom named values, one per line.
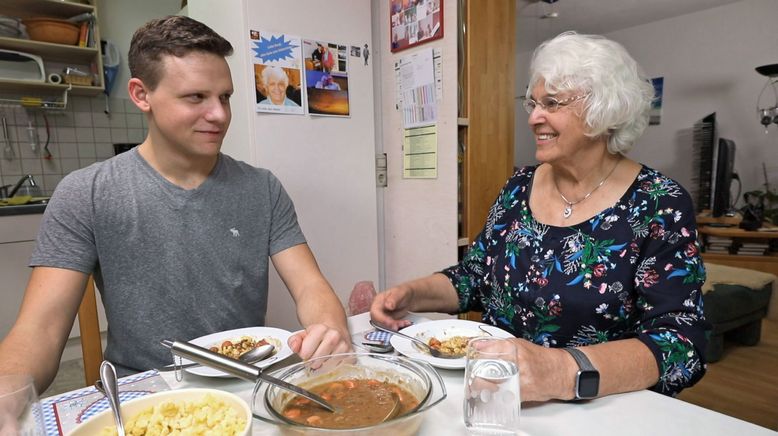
left=39, top=312, right=776, bottom=436
left=147, top=312, right=777, bottom=436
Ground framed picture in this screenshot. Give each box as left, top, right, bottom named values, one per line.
left=390, top=0, right=443, bottom=53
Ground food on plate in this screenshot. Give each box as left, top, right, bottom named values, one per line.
left=427, top=335, right=470, bottom=357
left=209, top=335, right=270, bottom=359
left=281, top=378, right=419, bottom=429
left=99, top=393, right=246, bottom=435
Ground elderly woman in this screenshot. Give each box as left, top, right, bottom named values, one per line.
left=371, top=31, right=708, bottom=402
left=259, top=66, right=299, bottom=107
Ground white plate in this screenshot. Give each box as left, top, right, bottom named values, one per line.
left=182, top=327, right=293, bottom=377
left=390, top=319, right=514, bottom=370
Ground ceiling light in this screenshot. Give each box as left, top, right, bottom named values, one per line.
left=755, top=64, right=778, bottom=132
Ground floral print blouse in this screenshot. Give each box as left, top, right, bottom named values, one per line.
left=442, top=165, right=709, bottom=396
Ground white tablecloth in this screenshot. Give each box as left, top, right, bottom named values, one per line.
left=158, top=312, right=776, bottom=436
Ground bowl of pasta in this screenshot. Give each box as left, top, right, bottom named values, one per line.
left=66, top=388, right=251, bottom=436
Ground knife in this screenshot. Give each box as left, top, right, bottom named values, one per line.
left=160, top=339, right=336, bottom=412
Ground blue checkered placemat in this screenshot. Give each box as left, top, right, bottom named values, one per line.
left=41, top=369, right=168, bottom=435
left=364, top=330, right=394, bottom=344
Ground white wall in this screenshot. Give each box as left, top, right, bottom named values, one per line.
left=188, top=0, right=380, bottom=332
left=96, top=0, right=181, bottom=100
left=516, top=0, right=778, bottom=205
left=376, top=0, right=459, bottom=287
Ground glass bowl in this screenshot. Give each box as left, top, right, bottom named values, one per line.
left=252, top=353, right=446, bottom=435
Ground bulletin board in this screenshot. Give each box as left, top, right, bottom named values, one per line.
left=390, top=0, right=443, bottom=53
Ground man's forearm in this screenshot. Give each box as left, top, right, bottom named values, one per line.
left=0, top=324, right=64, bottom=394
left=295, top=282, right=349, bottom=334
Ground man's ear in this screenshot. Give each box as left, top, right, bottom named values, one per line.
left=128, top=78, right=151, bottom=112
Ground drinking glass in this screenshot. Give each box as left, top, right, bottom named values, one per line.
left=0, top=375, right=44, bottom=436
left=463, top=337, right=520, bottom=435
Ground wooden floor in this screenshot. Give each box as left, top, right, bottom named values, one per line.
left=677, top=318, right=778, bottom=431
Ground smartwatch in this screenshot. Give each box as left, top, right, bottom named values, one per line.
left=563, top=347, right=600, bottom=400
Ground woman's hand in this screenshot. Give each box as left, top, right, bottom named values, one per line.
left=369, top=286, right=415, bottom=331
left=510, top=338, right=574, bottom=402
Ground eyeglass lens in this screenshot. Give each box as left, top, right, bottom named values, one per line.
left=523, top=95, right=584, bottom=114
left=523, top=96, right=563, bottom=114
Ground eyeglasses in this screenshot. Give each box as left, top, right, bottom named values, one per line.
left=522, top=94, right=588, bottom=114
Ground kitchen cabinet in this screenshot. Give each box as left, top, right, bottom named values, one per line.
left=457, top=0, right=516, bottom=320
left=0, top=214, right=42, bottom=340
left=0, top=0, right=104, bottom=107
left=0, top=214, right=104, bottom=356
left=457, top=0, right=516, bottom=246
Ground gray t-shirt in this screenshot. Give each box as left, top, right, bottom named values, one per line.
left=30, top=148, right=306, bottom=373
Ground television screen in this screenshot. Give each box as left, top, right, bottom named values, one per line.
left=711, top=138, right=738, bottom=217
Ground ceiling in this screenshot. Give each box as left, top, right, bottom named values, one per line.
left=516, top=0, right=744, bottom=53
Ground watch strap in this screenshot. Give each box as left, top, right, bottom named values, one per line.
left=563, top=347, right=596, bottom=371
left=563, top=347, right=599, bottom=400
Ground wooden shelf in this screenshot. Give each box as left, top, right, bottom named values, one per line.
left=702, top=253, right=778, bottom=277
left=1, top=0, right=92, bottom=18
left=0, top=0, right=102, bottom=105
left=699, top=226, right=778, bottom=239
left=0, top=37, right=99, bottom=62
left=697, top=211, right=742, bottom=226
left=0, top=79, right=103, bottom=96
left=699, top=222, right=778, bottom=277
left=459, top=0, right=516, bottom=243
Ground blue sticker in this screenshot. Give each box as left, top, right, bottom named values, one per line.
left=252, top=35, right=298, bottom=62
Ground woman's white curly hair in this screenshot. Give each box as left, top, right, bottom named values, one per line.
left=526, top=31, right=655, bottom=154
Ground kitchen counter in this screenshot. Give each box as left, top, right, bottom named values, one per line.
left=0, top=203, right=47, bottom=216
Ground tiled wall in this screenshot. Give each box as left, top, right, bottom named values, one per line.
left=0, top=96, right=147, bottom=196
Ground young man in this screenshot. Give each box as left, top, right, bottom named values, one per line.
left=0, top=16, right=351, bottom=393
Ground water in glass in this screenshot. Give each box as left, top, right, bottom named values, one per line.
left=464, top=337, right=520, bottom=435
left=0, top=374, right=45, bottom=435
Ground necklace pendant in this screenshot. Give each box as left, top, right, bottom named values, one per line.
left=563, top=206, right=572, bottom=218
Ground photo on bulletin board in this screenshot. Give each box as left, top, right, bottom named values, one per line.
left=302, top=39, right=350, bottom=117
left=249, top=30, right=305, bottom=115
left=390, top=0, right=443, bottom=53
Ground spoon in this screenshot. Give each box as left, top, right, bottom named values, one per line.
left=380, top=392, right=402, bottom=423
left=478, top=325, right=495, bottom=336
left=162, top=343, right=275, bottom=371
left=98, top=361, right=125, bottom=436
left=369, top=320, right=460, bottom=359
left=238, top=343, right=276, bottom=364
left=360, top=339, right=394, bottom=353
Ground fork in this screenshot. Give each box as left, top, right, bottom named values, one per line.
left=369, top=320, right=460, bottom=359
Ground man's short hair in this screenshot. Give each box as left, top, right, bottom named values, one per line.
left=128, top=15, right=233, bottom=90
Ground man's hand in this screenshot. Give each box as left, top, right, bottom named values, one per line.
left=287, top=323, right=352, bottom=360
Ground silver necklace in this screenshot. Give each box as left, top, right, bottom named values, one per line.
left=554, top=158, right=621, bottom=219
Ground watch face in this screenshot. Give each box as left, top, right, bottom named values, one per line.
left=577, top=370, right=600, bottom=399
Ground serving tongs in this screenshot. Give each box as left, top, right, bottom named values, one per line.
left=160, top=339, right=337, bottom=412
